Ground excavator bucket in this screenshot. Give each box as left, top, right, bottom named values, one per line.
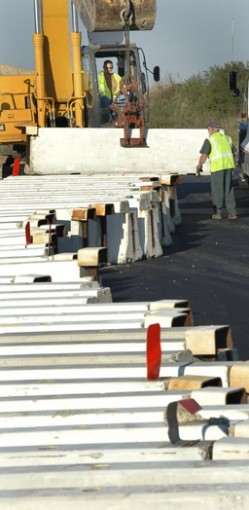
left=72, top=0, right=156, bottom=32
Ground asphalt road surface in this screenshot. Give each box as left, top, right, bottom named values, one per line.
left=100, top=171, right=249, bottom=361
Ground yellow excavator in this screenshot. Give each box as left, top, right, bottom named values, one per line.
left=0, top=0, right=206, bottom=175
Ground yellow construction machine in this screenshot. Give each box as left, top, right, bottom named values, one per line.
left=0, top=0, right=206, bottom=175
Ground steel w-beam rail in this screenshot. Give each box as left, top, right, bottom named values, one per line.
left=0, top=276, right=247, bottom=508
left=0, top=296, right=190, bottom=316
left=0, top=246, right=49, bottom=257
left=0, top=298, right=188, bottom=309
left=0, top=173, right=180, bottom=262
left=2, top=177, right=249, bottom=507
left=0, top=258, right=88, bottom=281
left=0, top=323, right=233, bottom=355
left=0, top=280, right=99, bottom=290
left=0, top=308, right=191, bottom=332
left=1, top=323, right=249, bottom=509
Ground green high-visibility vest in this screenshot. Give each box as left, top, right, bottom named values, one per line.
left=98, top=71, right=121, bottom=100
left=208, top=132, right=235, bottom=172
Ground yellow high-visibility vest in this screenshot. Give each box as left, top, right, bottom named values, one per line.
left=98, top=71, right=121, bottom=100
left=208, top=132, right=235, bottom=172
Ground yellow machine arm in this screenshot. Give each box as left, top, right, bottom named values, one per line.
left=35, top=0, right=85, bottom=128
left=0, top=0, right=157, bottom=147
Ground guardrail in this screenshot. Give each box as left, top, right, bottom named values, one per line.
left=1, top=171, right=249, bottom=509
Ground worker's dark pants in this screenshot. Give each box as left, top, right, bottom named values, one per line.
left=210, top=169, right=236, bottom=215
left=100, top=96, right=112, bottom=108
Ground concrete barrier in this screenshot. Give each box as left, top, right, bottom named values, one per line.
left=29, top=127, right=208, bottom=175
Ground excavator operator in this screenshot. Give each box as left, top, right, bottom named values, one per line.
left=98, top=60, right=121, bottom=120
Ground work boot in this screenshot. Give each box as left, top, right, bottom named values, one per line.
left=211, top=213, right=222, bottom=220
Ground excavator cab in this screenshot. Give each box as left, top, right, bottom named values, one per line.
left=82, top=43, right=151, bottom=127
left=79, top=0, right=159, bottom=129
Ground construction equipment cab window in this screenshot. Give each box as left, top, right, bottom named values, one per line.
left=98, top=60, right=121, bottom=123
left=81, top=44, right=148, bottom=127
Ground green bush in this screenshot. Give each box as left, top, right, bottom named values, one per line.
left=148, top=61, right=249, bottom=147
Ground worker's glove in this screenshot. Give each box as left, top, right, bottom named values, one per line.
left=196, top=164, right=203, bottom=176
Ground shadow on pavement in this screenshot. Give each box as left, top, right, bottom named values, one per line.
left=100, top=173, right=249, bottom=360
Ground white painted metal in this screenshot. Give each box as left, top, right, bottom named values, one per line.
left=0, top=297, right=100, bottom=308
left=0, top=321, right=176, bottom=333
left=0, top=362, right=233, bottom=383
left=13, top=274, right=51, bottom=283
left=0, top=324, right=231, bottom=343
left=0, top=392, right=184, bottom=413
left=0, top=259, right=85, bottom=281
left=0, top=492, right=247, bottom=510
left=0, top=299, right=188, bottom=312
left=232, top=419, right=249, bottom=438
left=107, top=211, right=143, bottom=263
left=0, top=282, right=100, bottom=292
left=0, top=307, right=189, bottom=328
left=144, top=309, right=192, bottom=327
left=191, top=387, right=247, bottom=406
left=230, top=361, right=249, bottom=393
left=0, top=445, right=209, bottom=468
left=0, top=236, right=27, bottom=246
left=0, top=247, right=48, bottom=257
left=2, top=168, right=249, bottom=507
left=0, top=303, right=249, bottom=508
left=0, top=380, right=167, bottom=398
left=213, top=437, right=249, bottom=460
left=0, top=422, right=236, bottom=449
left=138, top=207, right=163, bottom=258
left=2, top=459, right=249, bottom=490
left=0, top=173, right=180, bottom=263
left=198, top=406, right=249, bottom=422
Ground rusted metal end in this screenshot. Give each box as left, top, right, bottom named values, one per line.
left=110, top=77, right=148, bottom=149
left=120, top=137, right=147, bottom=148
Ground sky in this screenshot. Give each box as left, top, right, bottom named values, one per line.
left=0, top=0, right=249, bottom=84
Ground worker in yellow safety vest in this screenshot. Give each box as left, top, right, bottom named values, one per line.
left=196, top=120, right=237, bottom=220
left=98, top=60, right=121, bottom=118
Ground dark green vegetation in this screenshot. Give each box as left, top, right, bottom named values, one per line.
left=149, top=61, right=249, bottom=147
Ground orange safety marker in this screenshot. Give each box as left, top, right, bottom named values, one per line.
left=146, top=323, right=161, bottom=380
left=12, top=158, right=21, bottom=176
left=25, top=222, right=32, bottom=245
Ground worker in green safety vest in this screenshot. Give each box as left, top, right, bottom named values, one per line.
left=98, top=60, right=121, bottom=121
left=196, top=120, right=237, bottom=220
